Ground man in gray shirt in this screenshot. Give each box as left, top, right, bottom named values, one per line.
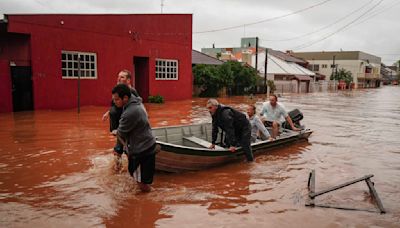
left=112, top=84, right=156, bottom=192
left=247, top=104, right=273, bottom=143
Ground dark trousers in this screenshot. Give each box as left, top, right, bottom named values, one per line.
left=239, top=123, right=254, bottom=162
left=109, top=105, right=123, bottom=132
left=128, top=144, right=156, bottom=184
left=229, top=123, right=253, bottom=162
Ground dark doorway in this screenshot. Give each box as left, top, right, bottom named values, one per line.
left=11, top=66, right=33, bottom=112
left=134, top=57, right=149, bottom=102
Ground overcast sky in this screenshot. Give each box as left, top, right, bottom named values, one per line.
left=1, top=0, right=399, bottom=65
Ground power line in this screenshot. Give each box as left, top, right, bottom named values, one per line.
left=291, top=0, right=384, bottom=51
left=342, top=0, right=400, bottom=30
left=193, top=0, right=334, bottom=34
left=260, top=0, right=374, bottom=42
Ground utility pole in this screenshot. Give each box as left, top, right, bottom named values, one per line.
left=332, top=55, right=336, bottom=91
left=77, top=55, right=81, bottom=114
left=255, top=37, right=259, bottom=72
left=264, top=48, right=268, bottom=94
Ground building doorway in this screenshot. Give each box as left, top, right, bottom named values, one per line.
left=134, top=57, right=149, bottom=102
left=11, top=66, right=33, bottom=112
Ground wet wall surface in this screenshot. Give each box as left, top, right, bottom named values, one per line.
left=1, top=86, right=399, bottom=227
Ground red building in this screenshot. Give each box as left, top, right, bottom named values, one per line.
left=0, top=14, right=192, bottom=112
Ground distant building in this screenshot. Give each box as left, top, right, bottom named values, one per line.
left=202, top=37, right=316, bottom=93
left=381, top=63, right=398, bottom=85
left=0, top=14, right=193, bottom=112
left=291, top=51, right=382, bottom=89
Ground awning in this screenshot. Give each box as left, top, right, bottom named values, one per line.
left=294, top=75, right=312, bottom=81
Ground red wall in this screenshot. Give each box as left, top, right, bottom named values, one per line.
left=0, top=33, right=31, bottom=112
left=0, top=60, right=12, bottom=112
left=3, top=14, right=192, bottom=111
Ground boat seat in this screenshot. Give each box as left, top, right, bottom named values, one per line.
left=183, top=136, right=224, bottom=150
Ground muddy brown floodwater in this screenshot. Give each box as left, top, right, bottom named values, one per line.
left=1, top=86, right=400, bottom=227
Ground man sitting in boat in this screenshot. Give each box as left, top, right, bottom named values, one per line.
left=247, top=104, right=273, bottom=143
left=206, top=99, right=254, bottom=162
left=260, top=94, right=300, bottom=139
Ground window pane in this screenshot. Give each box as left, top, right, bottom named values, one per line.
left=62, top=53, right=66, bottom=60
left=62, top=70, right=67, bottom=76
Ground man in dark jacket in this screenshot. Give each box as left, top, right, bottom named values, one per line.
left=207, top=99, right=254, bottom=162
left=112, top=84, right=156, bottom=192
left=102, top=69, right=140, bottom=133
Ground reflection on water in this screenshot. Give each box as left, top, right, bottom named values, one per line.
left=1, top=87, right=400, bottom=227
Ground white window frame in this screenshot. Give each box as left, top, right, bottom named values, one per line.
left=155, top=59, right=178, bottom=80
left=61, top=51, right=97, bottom=79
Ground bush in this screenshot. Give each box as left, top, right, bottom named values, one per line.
left=267, top=80, right=276, bottom=94
left=330, top=68, right=353, bottom=85
left=148, top=94, right=164, bottom=103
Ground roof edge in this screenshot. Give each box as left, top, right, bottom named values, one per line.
left=0, top=14, right=8, bottom=23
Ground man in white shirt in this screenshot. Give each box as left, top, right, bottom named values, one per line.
left=260, top=95, right=300, bottom=138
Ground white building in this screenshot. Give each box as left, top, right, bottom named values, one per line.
left=291, top=51, right=381, bottom=88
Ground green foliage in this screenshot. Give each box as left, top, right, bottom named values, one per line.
left=193, top=61, right=258, bottom=97
left=193, top=64, right=222, bottom=97
left=148, top=94, right=164, bottom=103
left=330, top=68, right=353, bottom=85
left=267, top=80, right=276, bottom=94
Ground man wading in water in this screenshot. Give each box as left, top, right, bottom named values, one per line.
left=112, top=84, right=156, bottom=192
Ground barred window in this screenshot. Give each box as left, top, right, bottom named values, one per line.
left=61, top=51, right=97, bottom=79
left=155, top=59, right=178, bottom=80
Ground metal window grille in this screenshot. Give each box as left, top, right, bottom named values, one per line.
left=155, top=59, right=178, bottom=80
left=61, top=51, right=97, bottom=79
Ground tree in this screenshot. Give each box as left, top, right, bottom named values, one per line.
left=224, top=61, right=258, bottom=95
left=193, top=61, right=259, bottom=97
left=330, top=68, right=353, bottom=85
left=193, top=64, right=222, bottom=97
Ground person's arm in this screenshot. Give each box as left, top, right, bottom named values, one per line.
left=211, top=118, right=218, bottom=148
left=102, top=110, right=110, bottom=121
left=255, top=117, right=271, bottom=138
left=285, top=116, right=300, bottom=131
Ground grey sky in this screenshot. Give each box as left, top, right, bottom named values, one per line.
left=1, top=0, right=399, bottom=65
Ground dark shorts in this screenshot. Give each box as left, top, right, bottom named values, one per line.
left=264, top=121, right=279, bottom=127
left=128, top=144, right=156, bottom=184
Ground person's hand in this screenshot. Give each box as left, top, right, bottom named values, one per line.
left=229, top=146, right=236, bottom=153
left=111, top=130, right=117, bottom=136
left=102, top=111, right=109, bottom=121
left=113, top=150, right=122, bottom=157
left=209, top=144, right=215, bottom=149
left=292, top=126, right=301, bottom=131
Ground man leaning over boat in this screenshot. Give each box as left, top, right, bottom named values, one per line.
left=206, top=99, right=254, bottom=162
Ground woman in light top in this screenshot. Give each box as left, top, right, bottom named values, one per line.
left=247, top=104, right=273, bottom=143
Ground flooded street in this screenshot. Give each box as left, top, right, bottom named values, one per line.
left=1, top=86, right=400, bottom=227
